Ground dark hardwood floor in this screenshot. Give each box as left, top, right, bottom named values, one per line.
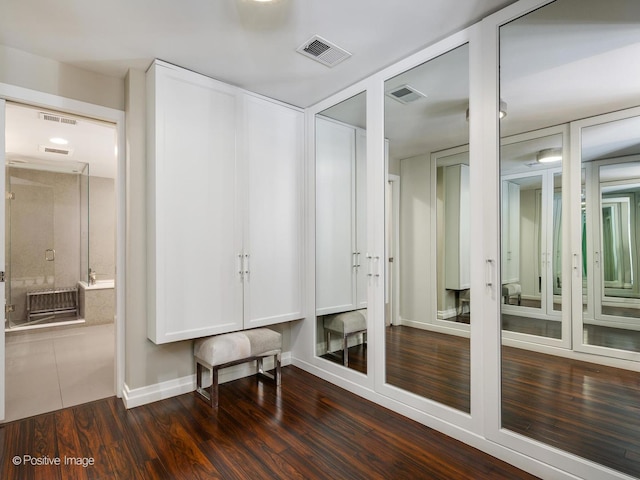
left=0, top=366, right=537, bottom=480
left=386, top=327, right=470, bottom=412
left=501, top=345, right=640, bottom=477
left=383, top=324, right=640, bottom=478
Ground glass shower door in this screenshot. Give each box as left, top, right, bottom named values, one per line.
left=6, top=170, right=56, bottom=328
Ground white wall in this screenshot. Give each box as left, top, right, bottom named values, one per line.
left=0, top=45, right=123, bottom=111
left=399, top=154, right=431, bottom=324
left=519, top=188, right=539, bottom=299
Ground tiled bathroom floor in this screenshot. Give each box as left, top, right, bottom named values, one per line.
left=3, top=323, right=115, bottom=423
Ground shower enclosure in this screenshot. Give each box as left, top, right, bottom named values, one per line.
left=5, top=161, right=90, bottom=329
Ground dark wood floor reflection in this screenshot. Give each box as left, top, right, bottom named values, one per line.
left=320, top=343, right=367, bottom=374
left=0, top=366, right=538, bottom=480
left=503, top=314, right=640, bottom=352
left=386, top=326, right=470, bottom=412
left=381, top=324, right=640, bottom=477
left=502, top=346, right=640, bottom=478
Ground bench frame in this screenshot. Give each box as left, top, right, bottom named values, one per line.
left=195, top=351, right=281, bottom=407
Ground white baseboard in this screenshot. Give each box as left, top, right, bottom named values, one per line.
left=122, top=351, right=291, bottom=409
left=437, top=308, right=458, bottom=320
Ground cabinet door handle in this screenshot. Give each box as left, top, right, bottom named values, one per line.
left=366, top=254, right=380, bottom=277
left=244, top=254, right=250, bottom=276
left=238, top=254, right=244, bottom=279
left=485, top=259, right=495, bottom=287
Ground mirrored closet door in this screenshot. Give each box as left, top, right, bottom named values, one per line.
left=315, top=92, right=369, bottom=374
left=577, top=113, right=640, bottom=354
left=384, top=43, right=471, bottom=413
left=500, top=130, right=567, bottom=344
left=499, top=0, right=640, bottom=476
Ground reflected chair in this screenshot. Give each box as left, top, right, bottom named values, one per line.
left=323, top=310, right=367, bottom=367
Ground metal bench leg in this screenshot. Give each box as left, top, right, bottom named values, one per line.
left=343, top=335, right=349, bottom=367
left=195, top=360, right=218, bottom=408
left=257, top=353, right=282, bottom=387
left=275, top=352, right=281, bottom=386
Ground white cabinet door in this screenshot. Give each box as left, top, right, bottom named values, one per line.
left=241, top=94, right=304, bottom=328
left=355, top=129, right=368, bottom=310
left=501, top=180, right=521, bottom=284
left=315, top=117, right=357, bottom=315
left=315, top=120, right=371, bottom=315
left=147, top=61, right=243, bottom=343
left=444, top=163, right=471, bottom=290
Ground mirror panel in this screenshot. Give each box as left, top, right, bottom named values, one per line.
left=500, top=133, right=564, bottom=339
left=384, top=44, right=470, bottom=412
left=581, top=117, right=640, bottom=351
left=315, top=92, right=367, bottom=373
left=500, top=0, right=640, bottom=476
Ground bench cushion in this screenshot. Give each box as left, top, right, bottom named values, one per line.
left=502, top=283, right=521, bottom=296
left=194, top=328, right=282, bottom=367
left=194, top=332, right=251, bottom=366
left=324, top=310, right=367, bottom=335
left=244, top=328, right=282, bottom=356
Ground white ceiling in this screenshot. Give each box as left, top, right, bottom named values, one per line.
left=0, top=0, right=519, bottom=108
left=0, top=0, right=521, bottom=178
left=2, top=0, right=639, bottom=177
left=321, top=0, right=640, bottom=169
left=5, top=103, right=117, bottom=178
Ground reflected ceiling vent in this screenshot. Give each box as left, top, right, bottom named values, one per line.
left=386, top=84, right=427, bottom=104
left=39, top=112, right=78, bottom=126
left=296, top=35, right=351, bottom=67
left=39, top=145, right=74, bottom=156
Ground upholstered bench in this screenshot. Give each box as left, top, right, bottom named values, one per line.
left=502, top=283, right=522, bottom=305
left=194, top=328, right=282, bottom=407
left=323, top=309, right=367, bottom=367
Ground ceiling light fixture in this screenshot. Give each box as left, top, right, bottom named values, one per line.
left=49, top=137, right=69, bottom=145
left=536, top=148, right=562, bottom=164
left=465, top=99, right=507, bottom=121
left=498, top=100, right=507, bottom=119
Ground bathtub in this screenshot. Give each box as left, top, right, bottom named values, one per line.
left=78, top=279, right=115, bottom=291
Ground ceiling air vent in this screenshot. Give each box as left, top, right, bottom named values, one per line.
left=296, top=35, right=351, bottom=67
left=39, top=112, right=78, bottom=126
left=39, top=145, right=74, bottom=156
left=386, top=84, right=427, bottom=104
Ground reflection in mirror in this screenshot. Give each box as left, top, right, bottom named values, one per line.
left=500, top=133, right=563, bottom=339
left=582, top=124, right=640, bottom=344
left=315, top=92, right=367, bottom=373
left=384, top=44, right=470, bottom=412
left=500, top=0, right=640, bottom=476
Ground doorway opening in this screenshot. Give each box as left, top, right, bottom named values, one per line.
left=3, top=101, right=118, bottom=421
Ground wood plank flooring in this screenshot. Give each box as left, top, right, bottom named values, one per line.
left=386, top=327, right=470, bottom=412
left=383, top=325, right=640, bottom=478
left=0, top=366, right=538, bottom=480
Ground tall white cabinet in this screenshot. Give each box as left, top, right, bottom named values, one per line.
left=147, top=60, right=304, bottom=344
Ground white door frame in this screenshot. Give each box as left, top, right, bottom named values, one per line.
left=0, top=98, right=6, bottom=420
left=0, top=83, right=126, bottom=421
left=386, top=174, right=400, bottom=326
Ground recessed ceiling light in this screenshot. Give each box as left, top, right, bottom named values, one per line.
left=50, top=137, right=69, bottom=145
